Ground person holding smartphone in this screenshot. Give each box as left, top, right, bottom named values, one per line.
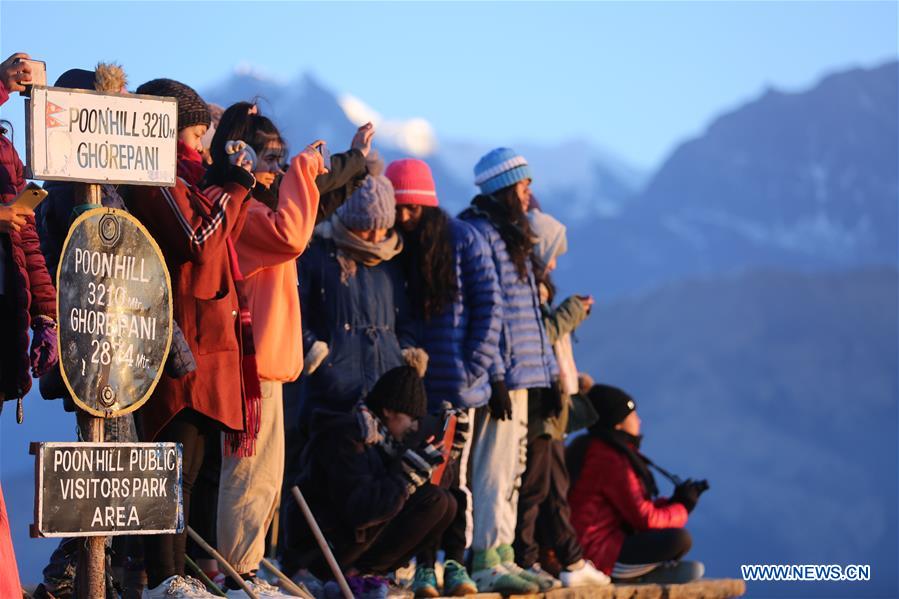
left=0, top=50, right=58, bottom=599
left=206, top=101, right=326, bottom=598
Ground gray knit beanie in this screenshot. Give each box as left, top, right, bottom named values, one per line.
left=528, top=209, right=568, bottom=269
left=337, top=175, right=396, bottom=230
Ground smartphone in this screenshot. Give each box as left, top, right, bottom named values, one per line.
left=15, top=58, right=47, bottom=93
left=13, top=182, right=48, bottom=211
left=317, top=142, right=331, bottom=169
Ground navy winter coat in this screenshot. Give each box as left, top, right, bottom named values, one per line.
left=458, top=211, right=557, bottom=391
left=411, top=218, right=503, bottom=411
left=298, top=234, right=416, bottom=424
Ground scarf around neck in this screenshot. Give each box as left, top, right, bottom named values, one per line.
left=318, top=214, right=403, bottom=284
left=590, top=427, right=659, bottom=499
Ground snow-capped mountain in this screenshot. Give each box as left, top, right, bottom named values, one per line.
left=201, top=68, right=644, bottom=218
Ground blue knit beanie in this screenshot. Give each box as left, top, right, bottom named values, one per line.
left=337, top=175, right=396, bottom=230
left=474, top=147, right=532, bottom=194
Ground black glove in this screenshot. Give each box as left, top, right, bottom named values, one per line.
left=450, top=409, right=470, bottom=462
left=399, top=444, right=444, bottom=490
left=165, top=322, right=197, bottom=378
left=540, top=380, right=564, bottom=419
left=488, top=380, right=512, bottom=421
left=672, top=479, right=701, bottom=513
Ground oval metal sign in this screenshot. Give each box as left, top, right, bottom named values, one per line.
left=57, top=208, right=173, bottom=417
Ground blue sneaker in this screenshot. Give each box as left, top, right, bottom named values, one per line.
left=411, top=566, right=439, bottom=598
left=442, top=560, right=477, bottom=596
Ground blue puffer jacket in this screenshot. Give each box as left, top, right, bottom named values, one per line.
left=459, top=209, right=558, bottom=391
left=298, top=233, right=416, bottom=425
left=412, top=218, right=503, bottom=411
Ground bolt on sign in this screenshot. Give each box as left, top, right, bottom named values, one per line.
left=57, top=208, right=173, bottom=417
left=26, top=86, right=177, bottom=185
left=31, top=442, right=183, bottom=536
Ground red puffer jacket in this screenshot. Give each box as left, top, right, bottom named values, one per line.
left=568, top=437, right=688, bottom=575
left=0, top=81, right=57, bottom=400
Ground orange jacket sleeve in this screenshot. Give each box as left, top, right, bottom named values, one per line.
left=236, top=150, right=323, bottom=277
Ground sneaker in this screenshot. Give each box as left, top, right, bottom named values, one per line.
left=496, top=545, right=560, bottom=591
left=559, top=560, right=611, bottom=587
left=411, top=566, right=439, bottom=598
left=633, top=560, right=705, bottom=584
left=142, top=575, right=217, bottom=598
left=442, top=560, right=477, bottom=596
left=224, top=576, right=295, bottom=598
left=470, top=549, right=539, bottom=594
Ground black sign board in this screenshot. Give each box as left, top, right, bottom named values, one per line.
left=31, top=442, right=183, bottom=537
left=57, top=208, right=173, bottom=417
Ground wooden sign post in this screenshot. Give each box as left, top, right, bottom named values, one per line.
left=26, top=86, right=178, bottom=598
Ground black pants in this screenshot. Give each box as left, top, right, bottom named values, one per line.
left=618, top=528, right=692, bottom=565
left=416, top=444, right=471, bottom=567
left=186, top=432, right=221, bottom=563
left=143, top=410, right=216, bottom=588
left=515, top=437, right=583, bottom=568
left=292, top=484, right=456, bottom=579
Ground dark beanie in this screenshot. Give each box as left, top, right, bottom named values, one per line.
left=54, top=69, right=96, bottom=91
left=365, top=366, right=427, bottom=419
left=135, top=78, right=210, bottom=131
left=587, top=384, right=636, bottom=429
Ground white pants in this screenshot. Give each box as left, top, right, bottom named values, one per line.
left=470, top=388, right=529, bottom=552
left=217, top=380, right=284, bottom=573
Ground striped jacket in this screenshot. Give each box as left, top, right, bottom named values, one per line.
left=458, top=210, right=557, bottom=391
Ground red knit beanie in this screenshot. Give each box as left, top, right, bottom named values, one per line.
left=385, top=159, right=439, bottom=207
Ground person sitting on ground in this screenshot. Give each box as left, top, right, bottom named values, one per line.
left=567, top=384, right=706, bottom=584
left=282, top=366, right=457, bottom=599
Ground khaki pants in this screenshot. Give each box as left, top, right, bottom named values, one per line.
left=470, top=388, right=529, bottom=552
left=217, top=380, right=284, bottom=573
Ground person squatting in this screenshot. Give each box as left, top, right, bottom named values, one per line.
left=0, top=51, right=710, bottom=599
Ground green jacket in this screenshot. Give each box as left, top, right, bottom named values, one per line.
left=528, top=296, right=589, bottom=441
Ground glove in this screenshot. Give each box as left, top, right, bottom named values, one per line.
left=672, top=479, right=701, bottom=513
left=450, top=408, right=470, bottom=462
left=488, top=380, right=512, bottom=421
left=225, top=140, right=257, bottom=172
left=541, top=379, right=564, bottom=419
left=401, top=347, right=429, bottom=378
left=30, top=317, right=58, bottom=378
left=303, top=340, right=329, bottom=375
left=400, top=444, right=444, bottom=490
left=165, top=322, right=196, bottom=378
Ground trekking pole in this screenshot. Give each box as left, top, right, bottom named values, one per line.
left=187, top=526, right=260, bottom=599
left=291, top=485, right=354, bottom=599
left=185, top=555, right=227, bottom=597
left=261, top=557, right=316, bottom=599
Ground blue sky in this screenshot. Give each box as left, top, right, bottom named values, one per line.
left=1, top=1, right=896, bottom=170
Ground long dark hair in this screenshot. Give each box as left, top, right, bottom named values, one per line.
left=471, top=184, right=535, bottom=281
left=205, top=101, right=286, bottom=187
left=403, top=206, right=457, bottom=320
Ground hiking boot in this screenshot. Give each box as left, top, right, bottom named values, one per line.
left=142, top=576, right=217, bottom=598
left=442, top=560, right=477, bottom=596
left=634, top=560, right=705, bottom=584
left=470, top=548, right=539, bottom=594
left=497, top=545, right=560, bottom=591
left=559, top=560, right=610, bottom=587
left=411, top=566, right=439, bottom=598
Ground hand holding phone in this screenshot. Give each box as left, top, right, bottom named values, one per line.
left=0, top=203, right=33, bottom=234
left=13, top=182, right=48, bottom=211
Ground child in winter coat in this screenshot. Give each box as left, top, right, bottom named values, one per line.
left=458, top=148, right=560, bottom=594
left=513, top=209, right=609, bottom=588
left=387, top=158, right=502, bottom=597
left=208, top=101, right=325, bottom=597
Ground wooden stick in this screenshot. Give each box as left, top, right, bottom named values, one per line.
left=291, top=486, right=354, bottom=599
left=187, top=526, right=260, bottom=599
left=260, top=557, right=315, bottom=599
left=185, top=555, right=227, bottom=597
left=75, top=410, right=105, bottom=599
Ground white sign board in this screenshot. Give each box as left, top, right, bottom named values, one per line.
left=26, top=86, right=178, bottom=186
